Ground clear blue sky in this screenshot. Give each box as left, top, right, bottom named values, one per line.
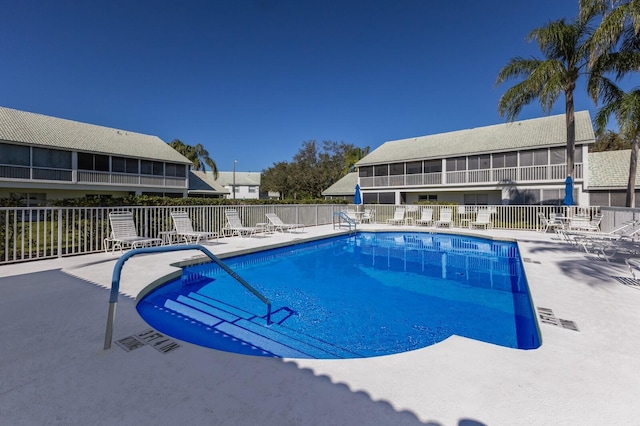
left=1, top=0, right=598, bottom=172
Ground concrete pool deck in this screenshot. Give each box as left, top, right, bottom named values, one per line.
left=1, top=224, right=639, bottom=425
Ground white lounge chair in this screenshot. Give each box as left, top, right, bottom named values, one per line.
left=435, top=208, right=453, bottom=228
left=224, top=209, right=260, bottom=238
left=105, top=211, right=161, bottom=253
left=562, top=220, right=640, bottom=258
left=415, top=208, right=434, bottom=226
left=386, top=207, right=406, bottom=225
left=567, top=215, right=599, bottom=232
left=266, top=213, right=305, bottom=233
left=170, top=211, right=219, bottom=244
left=470, top=210, right=492, bottom=229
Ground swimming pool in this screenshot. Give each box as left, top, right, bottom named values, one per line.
left=137, top=232, right=541, bottom=359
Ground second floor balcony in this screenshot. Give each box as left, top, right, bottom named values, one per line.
left=360, top=163, right=583, bottom=189
left=0, top=164, right=188, bottom=188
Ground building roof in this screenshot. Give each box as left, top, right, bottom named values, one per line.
left=0, top=106, right=191, bottom=164
left=214, top=171, right=261, bottom=186
left=188, top=171, right=229, bottom=195
left=356, top=111, right=595, bottom=166
left=322, top=172, right=358, bottom=196
left=588, top=150, right=640, bottom=189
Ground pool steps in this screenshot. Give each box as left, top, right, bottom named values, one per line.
left=152, top=291, right=358, bottom=359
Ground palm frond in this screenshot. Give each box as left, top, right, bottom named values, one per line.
left=495, top=57, right=543, bottom=85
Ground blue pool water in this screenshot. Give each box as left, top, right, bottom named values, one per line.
left=137, top=232, right=541, bottom=359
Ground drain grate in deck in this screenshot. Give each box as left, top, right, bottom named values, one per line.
left=115, top=329, right=180, bottom=354
left=536, top=307, right=579, bottom=332
left=612, top=276, right=640, bottom=289
left=115, top=335, right=146, bottom=352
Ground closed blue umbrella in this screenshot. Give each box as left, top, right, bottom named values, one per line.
left=563, top=176, right=574, bottom=206
left=354, top=184, right=362, bottom=205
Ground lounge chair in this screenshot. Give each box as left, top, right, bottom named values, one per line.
left=170, top=211, right=219, bottom=244
left=470, top=210, right=492, bottom=229
left=266, top=213, right=305, bottom=233
left=386, top=207, right=406, bottom=225
left=224, top=209, right=260, bottom=238
left=538, top=212, right=563, bottom=233
left=415, top=208, right=434, bottom=226
left=568, top=215, right=600, bottom=232
left=105, top=211, right=161, bottom=253
left=435, top=208, right=453, bottom=228
left=561, top=220, right=640, bottom=258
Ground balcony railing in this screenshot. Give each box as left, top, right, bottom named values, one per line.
left=361, top=163, right=583, bottom=188
left=0, top=165, right=187, bottom=188
left=78, top=171, right=187, bottom=188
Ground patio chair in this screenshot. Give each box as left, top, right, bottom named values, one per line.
left=537, top=213, right=563, bottom=233
left=435, top=208, right=453, bottom=228
left=386, top=207, right=406, bottom=225
left=224, top=209, right=260, bottom=238
left=470, top=210, right=492, bottom=229
left=415, top=208, right=434, bottom=226
left=105, top=211, right=161, bottom=253
left=170, top=211, right=219, bottom=244
left=266, top=213, right=305, bottom=233
left=361, top=209, right=375, bottom=224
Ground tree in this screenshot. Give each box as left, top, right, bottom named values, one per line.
left=168, top=139, right=219, bottom=179
left=580, top=0, right=640, bottom=62
left=261, top=161, right=292, bottom=199
left=343, top=145, right=370, bottom=175
left=261, top=140, right=369, bottom=200
left=496, top=15, right=593, bottom=179
left=590, top=129, right=631, bottom=151
left=580, top=0, right=640, bottom=206
left=594, top=87, right=640, bottom=206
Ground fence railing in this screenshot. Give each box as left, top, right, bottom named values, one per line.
left=0, top=203, right=606, bottom=265
left=0, top=204, right=342, bottom=265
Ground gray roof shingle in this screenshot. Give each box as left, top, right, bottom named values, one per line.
left=188, top=171, right=229, bottom=194
left=214, top=171, right=261, bottom=186
left=322, top=172, right=358, bottom=196
left=0, top=106, right=191, bottom=164
left=588, top=150, right=640, bottom=188
left=356, top=111, right=595, bottom=166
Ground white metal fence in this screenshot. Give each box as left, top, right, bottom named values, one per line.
left=0, top=203, right=605, bottom=265
left=0, top=204, right=341, bottom=265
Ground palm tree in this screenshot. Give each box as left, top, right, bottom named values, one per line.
left=594, top=83, right=640, bottom=206
left=581, top=0, right=640, bottom=206
left=169, top=139, right=219, bottom=179
left=496, top=16, right=593, bottom=179
left=580, top=0, right=640, bottom=62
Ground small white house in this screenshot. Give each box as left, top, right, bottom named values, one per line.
left=213, top=171, right=262, bottom=200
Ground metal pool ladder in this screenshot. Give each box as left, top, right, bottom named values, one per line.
left=333, top=211, right=357, bottom=233
left=103, top=244, right=272, bottom=350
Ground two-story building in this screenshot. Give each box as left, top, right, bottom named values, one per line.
left=0, top=106, right=193, bottom=205
left=354, top=111, right=595, bottom=206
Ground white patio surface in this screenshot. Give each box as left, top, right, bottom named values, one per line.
left=1, top=224, right=639, bottom=425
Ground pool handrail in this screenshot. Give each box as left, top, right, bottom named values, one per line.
left=333, top=211, right=357, bottom=233
left=103, top=244, right=272, bottom=350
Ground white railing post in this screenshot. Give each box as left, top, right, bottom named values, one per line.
left=57, top=209, right=63, bottom=258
